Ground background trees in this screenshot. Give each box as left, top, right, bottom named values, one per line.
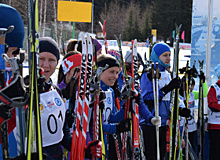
left=1, top=0, right=193, bottom=43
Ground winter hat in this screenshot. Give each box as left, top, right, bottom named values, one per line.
left=150, top=42, right=171, bottom=68
left=39, top=37, right=60, bottom=61
left=152, top=42, right=171, bottom=57
left=124, top=50, right=141, bottom=64
left=97, top=54, right=120, bottom=70
left=107, top=50, right=121, bottom=64
left=93, top=38, right=102, bottom=52
left=62, top=54, right=82, bottom=75
left=0, top=4, right=25, bottom=48
left=214, top=64, right=220, bottom=78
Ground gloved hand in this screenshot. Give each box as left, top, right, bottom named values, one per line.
left=62, top=77, right=79, bottom=99
left=179, top=108, right=191, bottom=118
left=0, top=105, right=13, bottom=122
left=24, top=75, right=47, bottom=93
left=130, top=91, right=141, bottom=106
left=111, top=81, right=121, bottom=98
left=151, top=116, right=161, bottom=127
left=89, top=89, right=106, bottom=111
left=161, top=77, right=181, bottom=95
left=145, top=67, right=161, bottom=81
left=85, top=140, right=102, bottom=159
left=199, top=71, right=205, bottom=83
left=8, top=152, right=47, bottom=160
left=116, top=118, right=131, bottom=133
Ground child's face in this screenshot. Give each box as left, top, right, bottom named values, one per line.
left=159, top=51, right=171, bottom=65
left=101, top=66, right=119, bottom=87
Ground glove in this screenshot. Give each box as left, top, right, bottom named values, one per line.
left=62, top=77, right=79, bottom=99
left=130, top=91, right=141, bottom=106
left=0, top=105, right=13, bottom=122
left=179, top=108, right=191, bottom=118
left=85, top=140, right=102, bottom=159
left=8, top=152, right=47, bottom=160
left=116, top=118, right=131, bottom=133
left=111, top=81, right=121, bottom=98
left=24, top=75, right=47, bottom=93
left=151, top=116, right=161, bottom=127
left=199, top=71, right=205, bottom=83
left=145, top=67, right=161, bottom=81
left=89, top=89, right=106, bottom=111
left=161, top=77, right=181, bottom=95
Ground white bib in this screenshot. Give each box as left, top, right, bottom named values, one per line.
left=187, top=92, right=197, bottom=132
left=159, top=71, right=171, bottom=101
left=103, top=90, right=113, bottom=124
left=208, top=84, right=220, bottom=124
left=40, top=89, right=66, bottom=147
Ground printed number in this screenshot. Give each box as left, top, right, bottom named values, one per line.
left=47, top=110, right=63, bottom=134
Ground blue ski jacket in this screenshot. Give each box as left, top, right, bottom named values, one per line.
left=140, top=64, right=184, bottom=126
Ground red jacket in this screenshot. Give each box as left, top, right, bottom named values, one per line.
left=207, top=80, right=220, bottom=130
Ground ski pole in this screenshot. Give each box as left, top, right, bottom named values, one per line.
left=155, top=63, right=160, bottom=160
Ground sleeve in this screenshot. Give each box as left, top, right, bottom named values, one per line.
left=193, top=81, right=208, bottom=99
left=139, top=97, right=154, bottom=123
left=61, top=111, right=72, bottom=151
left=207, top=86, right=220, bottom=111
left=140, top=72, right=165, bottom=102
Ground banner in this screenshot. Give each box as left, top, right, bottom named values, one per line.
left=191, top=0, right=220, bottom=86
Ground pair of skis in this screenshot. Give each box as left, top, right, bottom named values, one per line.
left=70, top=33, right=93, bottom=160
left=151, top=62, right=160, bottom=160
left=26, top=0, right=44, bottom=159
left=169, top=24, right=182, bottom=160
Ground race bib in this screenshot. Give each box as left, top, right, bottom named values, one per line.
left=103, top=90, right=113, bottom=124
left=40, top=89, right=66, bottom=147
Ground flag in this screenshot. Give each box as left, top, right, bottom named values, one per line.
left=172, top=30, right=175, bottom=39
left=181, top=30, right=185, bottom=40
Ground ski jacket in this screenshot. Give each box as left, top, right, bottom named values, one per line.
left=41, top=80, right=72, bottom=159
left=140, top=64, right=184, bottom=126
left=208, top=80, right=220, bottom=130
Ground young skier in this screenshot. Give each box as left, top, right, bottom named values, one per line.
left=140, top=42, right=189, bottom=159
left=207, top=64, right=220, bottom=160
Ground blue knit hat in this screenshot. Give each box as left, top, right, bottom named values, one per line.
left=214, top=64, right=220, bottom=78
left=39, top=37, right=60, bottom=61
left=150, top=42, right=171, bottom=68
left=0, top=4, right=25, bottom=48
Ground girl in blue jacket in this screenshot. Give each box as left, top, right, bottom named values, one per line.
left=140, top=43, right=183, bottom=159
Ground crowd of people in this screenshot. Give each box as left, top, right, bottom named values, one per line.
left=1, top=3, right=220, bottom=160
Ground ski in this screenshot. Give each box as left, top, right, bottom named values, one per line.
left=26, top=0, right=43, bottom=159
left=70, top=33, right=87, bottom=160
left=169, top=24, right=182, bottom=160
left=99, top=20, right=108, bottom=54
left=131, top=39, right=140, bottom=159
left=79, top=34, right=93, bottom=159
left=197, top=60, right=204, bottom=160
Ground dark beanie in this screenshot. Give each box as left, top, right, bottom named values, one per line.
left=0, top=4, right=25, bottom=48
left=39, top=37, right=60, bottom=61
left=97, top=55, right=120, bottom=70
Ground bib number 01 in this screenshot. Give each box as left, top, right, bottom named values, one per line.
left=47, top=110, right=63, bottom=134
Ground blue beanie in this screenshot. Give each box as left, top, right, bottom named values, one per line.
left=0, top=4, right=25, bottom=48
left=152, top=42, right=171, bottom=57
left=214, top=64, right=220, bottom=78
left=39, top=37, right=60, bottom=61
left=150, top=43, right=171, bottom=69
